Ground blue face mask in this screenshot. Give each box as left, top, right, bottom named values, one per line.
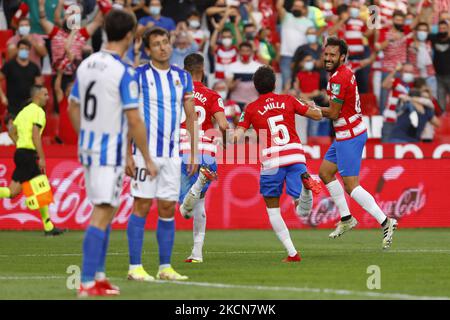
left=18, top=49, right=29, bottom=60
left=417, top=31, right=428, bottom=42
left=306, top=34, right=317, bottom=44
left=304, top=61, right=315, bottom=71
left=349, top=8, right=360, bottom=19
left=150, top=6, right=161, bottom=16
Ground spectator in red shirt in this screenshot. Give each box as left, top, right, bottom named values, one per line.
left=7, top=17, right=48, bottom=70
left=55, top=69, right=77, bottom=145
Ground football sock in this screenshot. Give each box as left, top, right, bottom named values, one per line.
left=266, top=207, right=297, bottom=257
left=351, top=186, right=387, bottom=225
left=39, top=206, right=54, bottom=232
left=127, top=214, right=146, bottom=265
left=96, top=224, right=111, bottom=277
left=81, top=226, right=105, bottom=284
left=157, top=217, right=175, bottom=267
left=0, top=187, right=11, bottom=198
left=192, top=198, right=206, bottom=259
left=296, top=186, right=313, bottom=216
left=381, top=217, right=388, bottom=227
left=326, top=180, right=351, bottom=219
left=191, top=174, right=207, bottom=197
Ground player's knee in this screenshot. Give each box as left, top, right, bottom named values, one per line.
left=158, top=202, right=176, bottom=218
left=133, top=198, right=152, bottom=217
left=318, top=170, right=332, bottom=184
left=343, top=182, right=358, bottom=195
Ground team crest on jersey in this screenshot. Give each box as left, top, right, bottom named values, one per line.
left=129, top=81, right=139, bottom=99
left=239, top=111, right=245, bottom=122
left=218, top=98, right=225, bottom=110
left=331, top=83, right=341, bottom=95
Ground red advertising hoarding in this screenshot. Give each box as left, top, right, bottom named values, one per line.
left=1, top=142, right=450, bottom=230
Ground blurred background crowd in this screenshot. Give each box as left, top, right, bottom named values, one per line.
left=0, top=0, right=449, bottom=146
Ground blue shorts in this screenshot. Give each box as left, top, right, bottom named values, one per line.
left=179, top=153, right=217, bottom=203
left=260, top=163, right=307, bottom=199
left=324, top=131, right=367, bottom=177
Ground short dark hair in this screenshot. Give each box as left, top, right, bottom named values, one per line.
left=17, top=39, right=31, bottom=49
left=30, top=84, right=45, bottom=98
left=325, top=36, right=348, bottom=56
left=393, top=10, right=406, bottom=18
left=438, top=19, right=449, bottom=26
left=188, top=10, right=201, bottom=18
left=104, top=9, right=136, bottom=42
left=337, top=4, right=349, bottom=16
left=184, top=53, right=204, bottom=74
left=415, top=22, right=429, bottom=30
left=222, top=27, right=233, bottom=35
left=253, top=65, right=276, bottom=95
left=243, top=23, right=255, bottom=30
left=143, top=26, right=170, bottom=48
left=239, top=41, right=253, bottom=50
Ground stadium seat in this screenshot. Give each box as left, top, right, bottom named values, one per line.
left=359, top=93, right=379, bottom=116
left=435, top=113, right=450, bottom=143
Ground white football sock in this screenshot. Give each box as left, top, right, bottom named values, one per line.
left=159, top=264, right=171, bottom=271
left=266, top=207, right=297, bottom=257
left=351, top=186, right=387, bottom=225
left=326, top=180, right=351, bottom=218
left=296, top=186, right=313, bottom=216
left=191, top=198, right=206, bottom=259
left=95, top=272, right=106, bottom=281
left=191, top=171, right=208, bottom=197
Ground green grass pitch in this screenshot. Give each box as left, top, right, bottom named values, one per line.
left=0, top=229, right=449, bottom=300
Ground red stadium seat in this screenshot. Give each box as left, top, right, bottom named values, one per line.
left=359, top=93, right=379, bottom=116
left=435, top=113, right=450, bottom=143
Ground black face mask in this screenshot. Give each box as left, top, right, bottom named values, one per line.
left=438, top=31, right=449, bottom=39
left=292, top=10, right=302, bottom=17
left=394, top=23, right=404, bottom=32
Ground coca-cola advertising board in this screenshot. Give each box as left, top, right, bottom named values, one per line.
left=1, top=157, right=449, bottom=230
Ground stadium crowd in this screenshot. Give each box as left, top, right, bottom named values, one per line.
left=0, top=0, right=449, bottom=145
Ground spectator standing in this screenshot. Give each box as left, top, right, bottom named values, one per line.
left=429, top=20, right=450, bottom=112
left=212, top=80, right=241, bottom=128
left=187, top=10, right=208, bottom=52
left=225, top=42, right=262, bottom=110
left=277, top=0, right=314, bottom=90
left=21, top=0, right=59, bottom=35
left=407, top=22, right=436, bottom=97
left=170, top=25, right=199, bottom=68
left=54, top=69, right=76, bottom=144
left=7, top=17, right=47, bottom=70
left=0, top=39, right=42, bottom=117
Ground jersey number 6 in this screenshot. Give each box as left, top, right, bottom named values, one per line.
left=84, top=81, right=97, bottom=121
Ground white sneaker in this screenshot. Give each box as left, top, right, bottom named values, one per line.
left=382, top=218, right=398, bottom=249
left=180, top=192, right=198, bottom=219
left=329, top=216, right=358, bottom=238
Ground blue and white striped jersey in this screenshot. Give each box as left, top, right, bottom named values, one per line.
left=136, top=62, right=193, bottom=158
left=69, top=50, right=139, bottom=167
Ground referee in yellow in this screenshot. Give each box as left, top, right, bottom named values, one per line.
left=0, top=85, right=64, bottom=236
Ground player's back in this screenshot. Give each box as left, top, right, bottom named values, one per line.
left=180, top=81, right=224, bottom=155
left=242, top=92, right=308, bottom=169
left=74, top=51, right=138, bottom=167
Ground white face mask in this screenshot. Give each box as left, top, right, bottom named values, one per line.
left=150, top=6, right=161, bottom=16
left=112, top=3, right=124, bottom=9
left=189, top=20, right=200, bottom=29
left=18, top=25, right=30, bottom=36
left=402, top=72, right=415, bottom=83
left=217, top=90, right=228, bottom=100
left=304, top=61, right=314, bottom=71
left=222, top=38, right=232, bottom=48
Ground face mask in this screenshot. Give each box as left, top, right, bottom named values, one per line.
left=217, top=90, right=228, bottom=100
left=222, top=38, right=232, bottom=48
left=241, top=53, right=251, bottom=63
left=394, top=23, right=404, bottom=32
left=402, top=72, right=414, bottom=83
left=306, top=34, right=317, bottom=44
left=112, top=3, right=124, bottom=9
left=304, top=61, right=314, bottom=71
left=189, top=20, right=200, bottom=29
left=405, top=19, right=413, bottom=25
left=176, top=47, right=188, bottom=54
left=18, top=25, right=30, bottom=36
left=150, top=6, right=161, bottom=16
left=417, top=31, right=428, bottom=42
left=349, top=8, right=360, bottom=19
left=18, top=49, right=29, bottom=60
left=292, top=10, right=302, bottom=18
left=245, top=32, right=255, bottom=40
left=438, top=31, right=448, bottom=39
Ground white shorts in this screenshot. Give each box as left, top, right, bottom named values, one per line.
left=83, top=166, right=124, bottom=208
left=130, top=155, right=181, bottom=201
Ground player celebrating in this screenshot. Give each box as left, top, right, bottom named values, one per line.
left=318, top=37, right=398, bottom=249
left=0, top=86, right=65, bottom=236
left=68, top=9, right=156, bottom=297
left=126, top=27, right=198, bottom=281
left=179, top=53, right=229, bottom=263
left=233, top=65, right=322, bottom=262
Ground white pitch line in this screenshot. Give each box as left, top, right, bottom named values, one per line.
left=0, top=276, right=448, bottom=300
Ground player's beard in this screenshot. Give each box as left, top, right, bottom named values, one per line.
left=324, top=59, right=341, bottom=73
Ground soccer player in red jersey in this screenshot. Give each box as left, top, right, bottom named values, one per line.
left=179, top=53, right=229, bottom=263
left=233, top=65, right=322, bottom=262
left=318, top=37, right=398, bottom=249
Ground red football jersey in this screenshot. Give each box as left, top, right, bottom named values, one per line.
left=180, top=81, right=225, bottom=155
left=238, top=92, right=308, bottom=170
left=327, top=64, right=367, bottom=141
